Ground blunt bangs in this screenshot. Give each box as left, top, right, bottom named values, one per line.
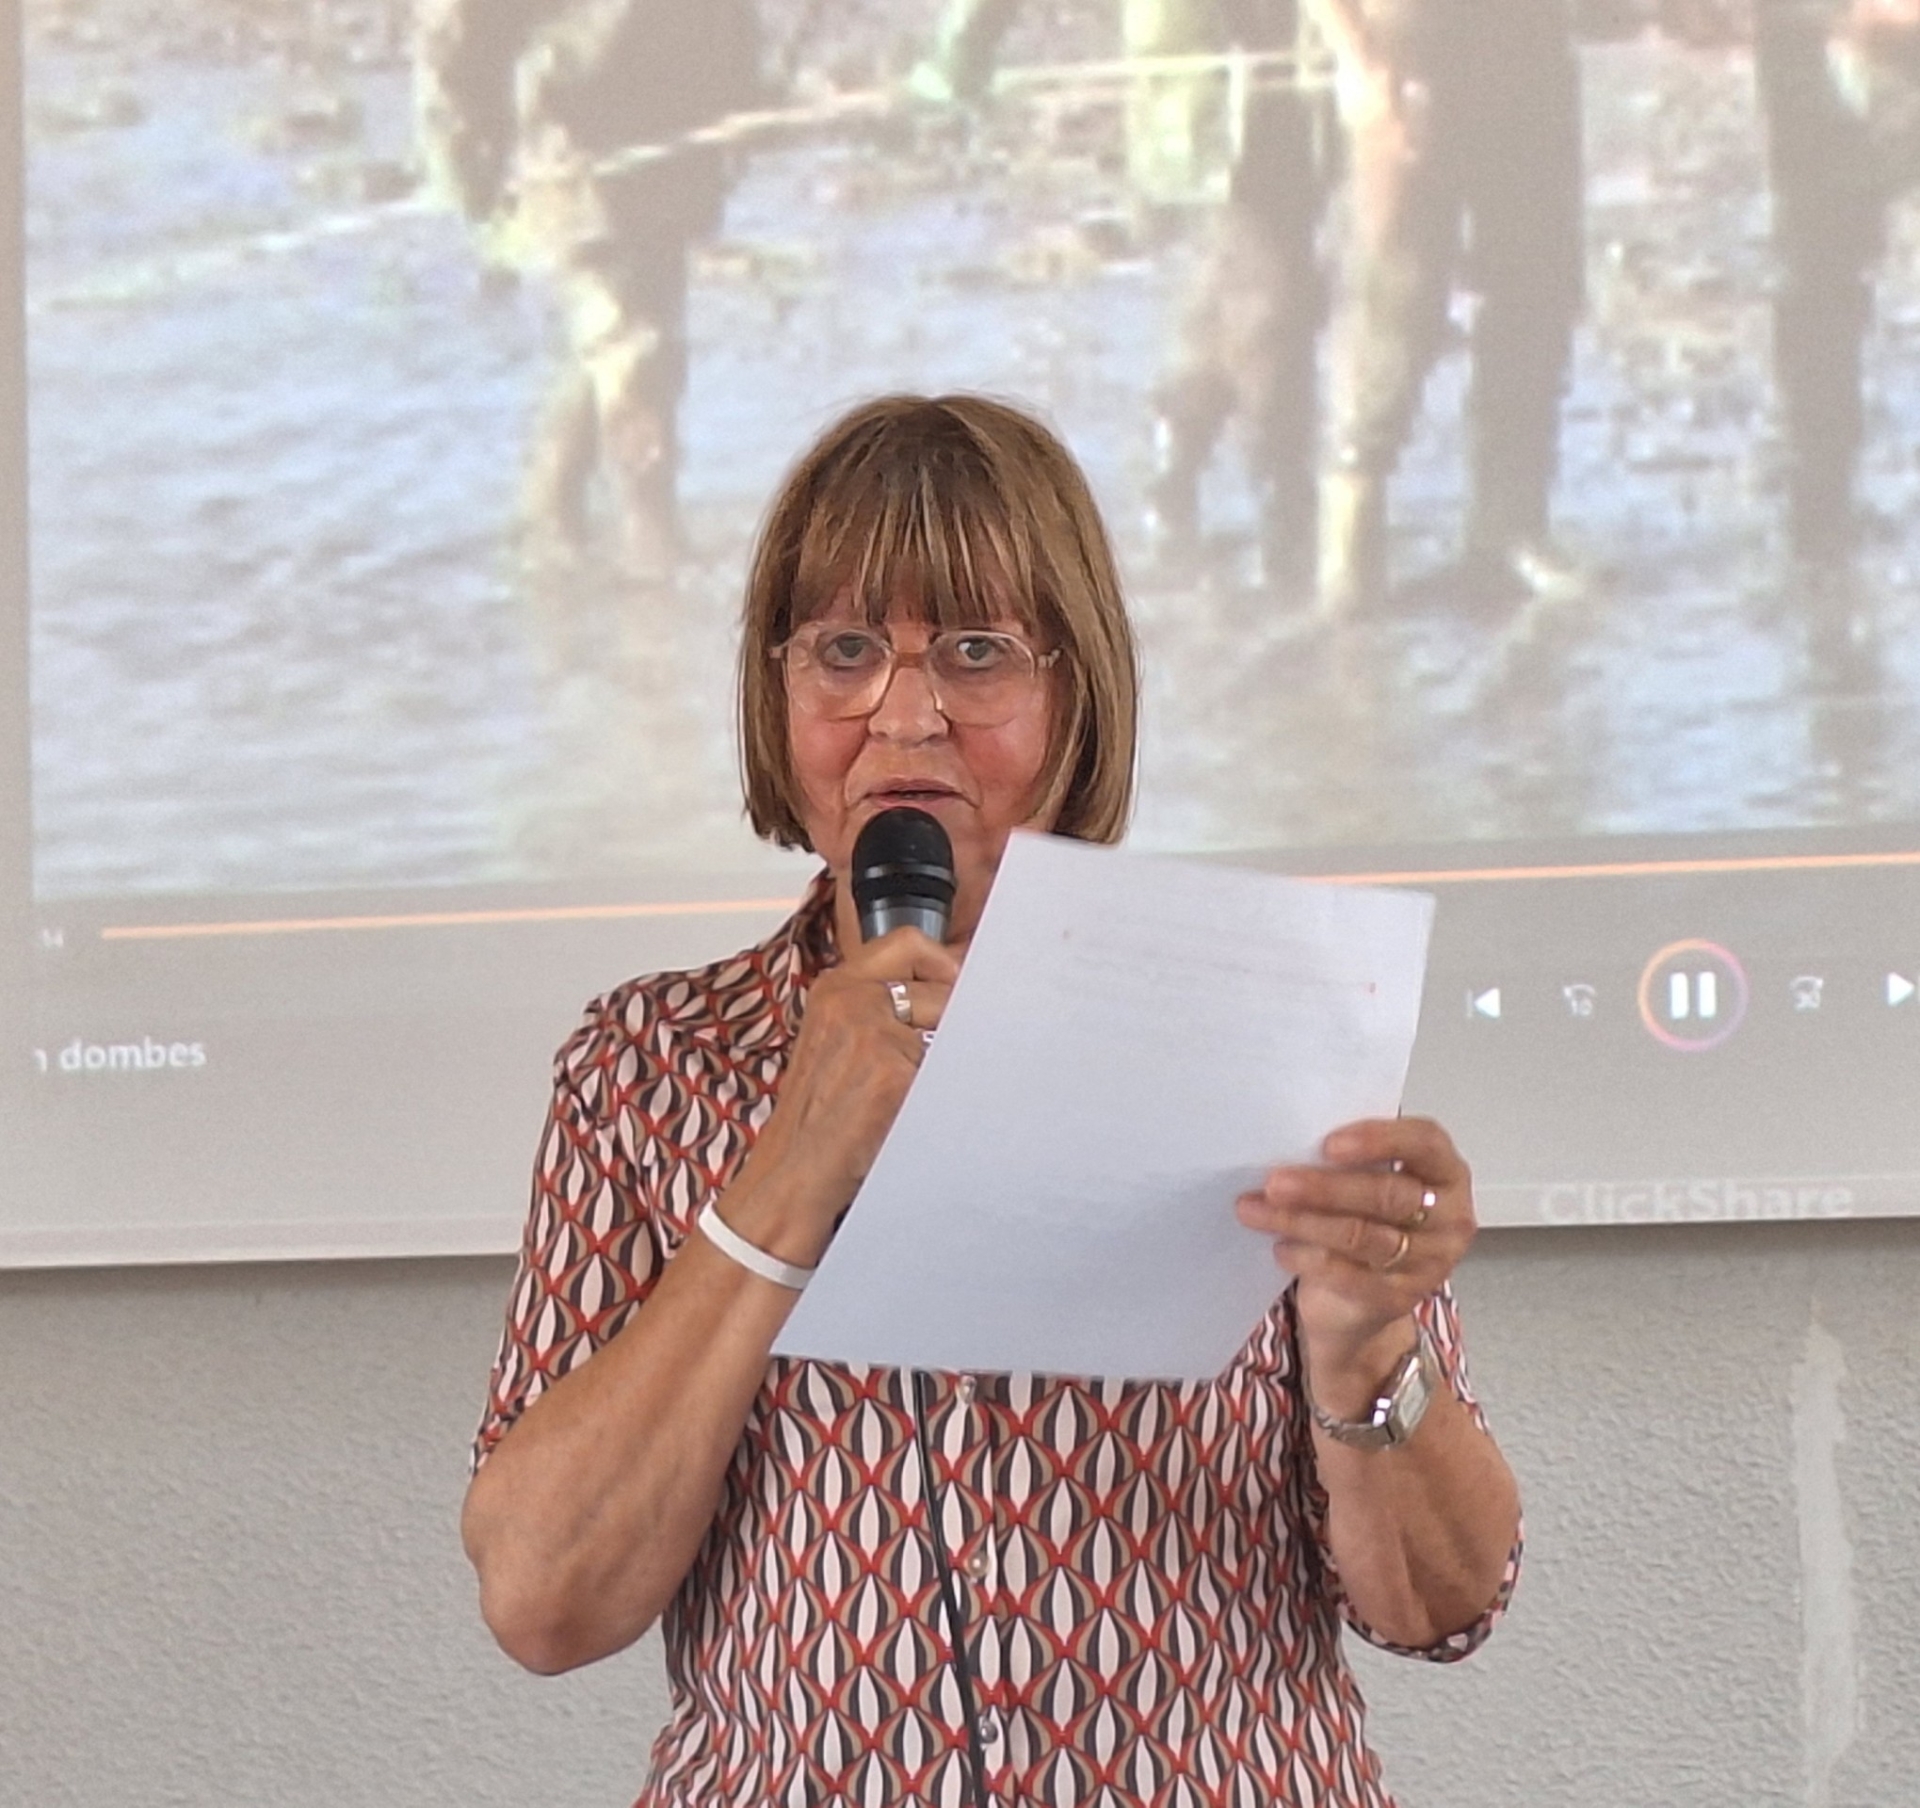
left=785, top=414, right=1049, bottom=639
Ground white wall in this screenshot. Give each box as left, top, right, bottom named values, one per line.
left=4, top=1223, right=1916, bottom=1808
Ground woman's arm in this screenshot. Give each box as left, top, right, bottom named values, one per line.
left=1239, top=1118, right=1520, bottom=1649
left=1302, top=1302, right=1519, bottom=1649
left=463, top=1159, right=815, bottom=1675
left=462, top=928, right=956, bottom=1675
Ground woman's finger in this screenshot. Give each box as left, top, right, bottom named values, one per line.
left=840, top=925, right=963, bottom=986
left=1246, top=1194, right=1438, bottom=1272
left=1321, top=1115, right=1468, bottom=1188
left=875, top=978, right=949, bottom=1033
left=1255, top=1164, right=1452, bottom=1232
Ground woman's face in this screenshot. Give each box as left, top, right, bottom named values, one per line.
left=787, top=598, right=1060, bottom=947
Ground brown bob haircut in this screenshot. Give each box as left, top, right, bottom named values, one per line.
left=739, top=393, right=1140, bottom=850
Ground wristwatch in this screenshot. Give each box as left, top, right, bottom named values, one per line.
left=1307, top=1327, right=1439, bottom=1450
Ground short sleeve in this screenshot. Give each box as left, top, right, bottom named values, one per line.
left=1314, top=1285, right=1524, bottom=1663
left=470, top=994, right=668, bottom=1471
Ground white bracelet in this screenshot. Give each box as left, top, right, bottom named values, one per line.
left=696, top=1200, right=816, bottom=1291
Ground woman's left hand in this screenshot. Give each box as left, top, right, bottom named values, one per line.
left=1235, top=1116, right=1477, bottom=1373
left=1241, top=1119, right=1517, bottom=1648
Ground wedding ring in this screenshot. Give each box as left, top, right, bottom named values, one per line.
left=1382, top=1228, right=1413, bottom=1273
left=887, top=980, right=913, bottom=1026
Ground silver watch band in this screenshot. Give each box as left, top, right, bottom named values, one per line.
left=1306, top=1326, right=1439, bottom=1450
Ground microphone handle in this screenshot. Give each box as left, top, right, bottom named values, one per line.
left=860, top=899, right=950, bottom=942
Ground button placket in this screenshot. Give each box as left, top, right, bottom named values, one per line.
left=963, top=1373, right=1007, bottom=1769
left=940, top=1375, right=986, bottom=1596
left=958, top=1380, right=996, bottom=1595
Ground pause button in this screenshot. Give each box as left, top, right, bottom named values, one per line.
left=1639, top=940, right=1749, bottom=1052
left=1667, top=969, right=1718, bottom=1022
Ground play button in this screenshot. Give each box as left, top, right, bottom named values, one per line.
left=1469, top=987, right=1502, bottom=1021
left=1889, top=973, right=1916, bottom=1007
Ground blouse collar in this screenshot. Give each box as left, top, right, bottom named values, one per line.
left=769, top=867, right=840, bottom=1049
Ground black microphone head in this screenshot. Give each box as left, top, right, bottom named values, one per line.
left=851, top=807, right=956, bottom=943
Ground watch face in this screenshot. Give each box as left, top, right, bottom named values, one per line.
left=1310, top=1331, right=1439, bottom=1448
left=1386, top=1336, right=1439, bottom=1444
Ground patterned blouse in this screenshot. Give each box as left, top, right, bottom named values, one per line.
left=475, top=874, right=1518, bottom=1808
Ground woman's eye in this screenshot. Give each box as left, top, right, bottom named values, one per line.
left=818, top=633, right=882, bottom=670
left=948, top=635, right=1008, bottom=670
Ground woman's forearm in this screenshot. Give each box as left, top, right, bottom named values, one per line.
left=464, top=929, right=958, bottom=1673
left=1307, top=1319, right=1520, bottom=1649
left=460, top=1161, right=821, bottom=1675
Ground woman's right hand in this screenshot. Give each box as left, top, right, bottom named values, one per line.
left=724, top=927, right=958, bottom=1264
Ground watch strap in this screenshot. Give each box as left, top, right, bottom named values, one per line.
left=1307, top=1326, right=1439, bottom=1450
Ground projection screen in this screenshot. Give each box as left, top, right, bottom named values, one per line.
left=11, top=0, right=1920, bottom=1263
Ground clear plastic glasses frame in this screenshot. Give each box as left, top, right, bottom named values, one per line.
left=773, top=623, right=1060, bottom=726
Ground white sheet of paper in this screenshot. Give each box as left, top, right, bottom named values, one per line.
left=776, top=833, right=1435, bottom=1382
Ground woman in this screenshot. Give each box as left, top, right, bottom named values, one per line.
left=465, top=394, right=1521, bottom=1807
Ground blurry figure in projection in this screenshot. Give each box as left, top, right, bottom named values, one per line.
left=1754, top=0, right=1920, bottom=573
left=1143, top=0, right=1330, bottom=592
left=1308, top=0, right=1586, bottom=616
left=908, top=0, right=1248, bottom=238
left=908, top=0, right=1328, bottom=587
left=906, top=0, right=1021, bottom=104
left=416, top=0, right=761, bottom=581
left=1655, top=0, right=1752, bottom=41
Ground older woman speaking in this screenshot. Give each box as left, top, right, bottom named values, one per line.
left=464, top=394, right=1521, bottom=1808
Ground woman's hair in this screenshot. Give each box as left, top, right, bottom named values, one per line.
left=738, top=393, right=1140, bottom=850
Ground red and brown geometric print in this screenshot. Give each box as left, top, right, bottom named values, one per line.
left=475, top=873, right=1519, bottom=1808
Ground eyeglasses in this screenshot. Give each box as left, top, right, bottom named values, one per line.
left=773, top=624, right=1060, bottom=727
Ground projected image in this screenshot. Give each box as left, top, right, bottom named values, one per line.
left=25, top=0, right=1920, bottom=902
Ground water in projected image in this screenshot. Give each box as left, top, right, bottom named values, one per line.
left=27, top=0, right=1920, bottom=902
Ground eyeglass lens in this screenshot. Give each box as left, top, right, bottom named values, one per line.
left=785, top=628, right=1045, bottom=725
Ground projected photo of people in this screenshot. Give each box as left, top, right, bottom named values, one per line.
left=24, top=0, right=1920, bottom=903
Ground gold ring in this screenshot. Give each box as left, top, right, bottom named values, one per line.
left=1382, top=1228, right=1413, bottom=1273
left=1405, top=1186, right=1438, bottom=1231
left=886, top=981, right=913, bottom=1027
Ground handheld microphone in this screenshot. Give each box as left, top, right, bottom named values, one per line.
left=851, top=806, right=981, bottom=1806
left=851, top=807, right=955, bottom=943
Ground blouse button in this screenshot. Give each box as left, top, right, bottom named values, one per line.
left=957, top=1375, right=977, bottom=1404
left=975, top=1708, right=1002, bottom=1746
left=965, top=1546, right=990, bottom=1580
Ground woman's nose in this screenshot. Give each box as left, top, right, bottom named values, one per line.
left=866, top=652, right=947, bottom=738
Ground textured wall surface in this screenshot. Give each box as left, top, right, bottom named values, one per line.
left=4, top=1223, right=1916, bottom=1808
left=1352, top=1221, right=1920, bottom=1808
